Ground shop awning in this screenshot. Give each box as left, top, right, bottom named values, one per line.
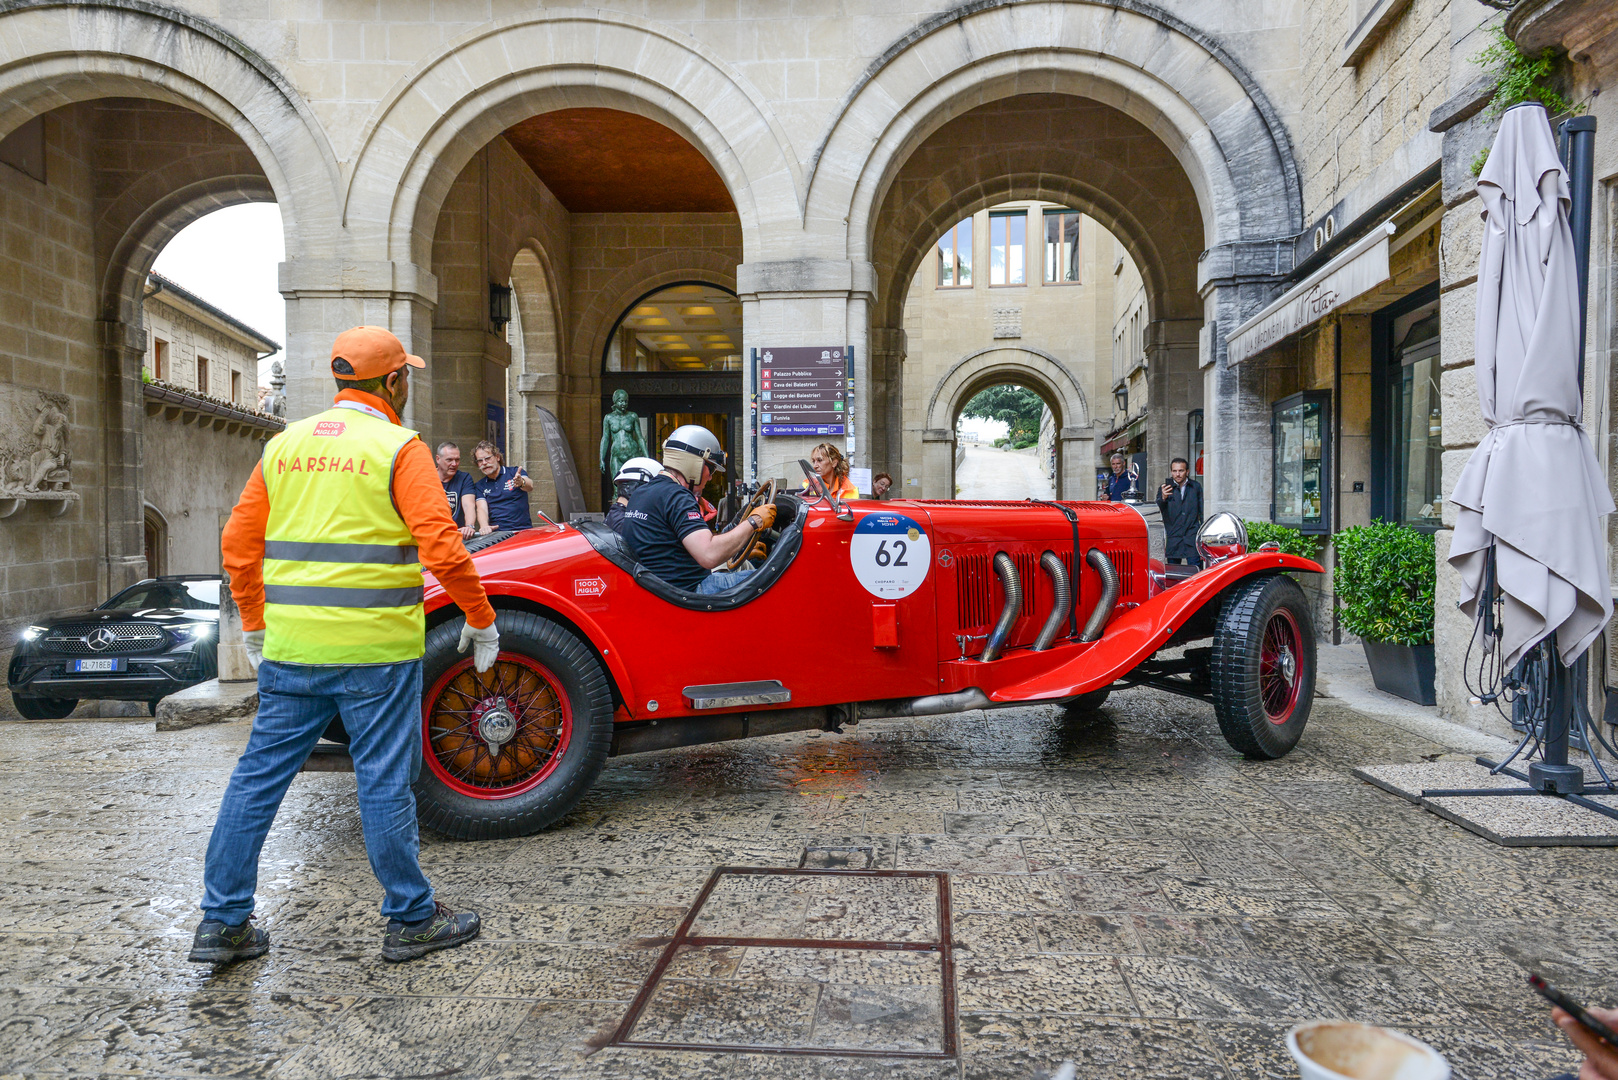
left=1226, top=221, right=1397, bottom=365
left=1100, top=417, right=1146, bottom=454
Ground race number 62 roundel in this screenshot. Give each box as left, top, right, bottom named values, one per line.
left=850, top=512, right=931, bottom=598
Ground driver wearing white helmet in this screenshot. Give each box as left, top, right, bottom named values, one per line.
left=606, top=456, right=663, bottom=535
left=619, top=425, right=776, bottom=596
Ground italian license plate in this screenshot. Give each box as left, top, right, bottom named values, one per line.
left=71, top=658, right=124, bottom=673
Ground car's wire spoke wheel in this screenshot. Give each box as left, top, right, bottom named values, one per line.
left=424, top=654, right=573, bottom=798
left=1210, top=574, right=1314, bottom=759
left=414, top=611, right=613, bottom=840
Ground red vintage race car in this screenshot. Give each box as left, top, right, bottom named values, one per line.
left=393, top=483, right=1321, bottom=839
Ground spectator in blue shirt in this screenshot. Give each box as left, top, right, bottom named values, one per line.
left=434, top=441, right=478, bottom=540
left=472, top=441, right=534, bottom=533
left=1105, top=452, right=1134, bottom=502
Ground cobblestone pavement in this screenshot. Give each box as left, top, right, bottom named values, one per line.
left=0, top=688, right=1611, bottom=1079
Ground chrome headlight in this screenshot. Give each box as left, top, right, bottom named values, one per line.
left=19, top=625, right=46, bottom=642
left=179, top=622, right=214, bottom=640
left=1196, top=512, right=1248, bottom=566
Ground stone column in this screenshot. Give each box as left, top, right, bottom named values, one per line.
left=1058, top=427, right=1096, bottom=500
left=1198, top=240, right=1296, bottom=520
left=1432, top=86, right=1497, bottom=729
left=278, top=259, right=439, bottom=424
left=868, top=326, right=907, bottom=486
left=735, top=259, right=875, bottom=484
left=921, top=428, right=956, bottom=498
left=1144, top=318, right=1203, bottom=478
left=97, top=318, right=149, bottom=598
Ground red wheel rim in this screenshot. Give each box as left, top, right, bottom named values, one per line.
left=422, top=653, right=572, bottom=799
left=1259, top=607, right=1303, bottom=724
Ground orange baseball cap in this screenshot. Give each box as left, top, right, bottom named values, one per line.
left=330, top=326, right=425, bottom=380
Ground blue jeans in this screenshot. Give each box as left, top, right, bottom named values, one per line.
left=200, top=658, right=435, bottom=925
left=697, top=568, right=754, bottom=595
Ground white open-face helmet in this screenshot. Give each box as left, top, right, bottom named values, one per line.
left=662, top=424, right=726, bottom=484
left=613, top=456, right=663, bottom=487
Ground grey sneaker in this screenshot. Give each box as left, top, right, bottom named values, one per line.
left=381, top=902, right=480, bottom=962
left=188, top=917, right=269, bottom=964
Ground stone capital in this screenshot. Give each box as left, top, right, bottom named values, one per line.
left=736, top=259, right=875, bottom=300
left=278, top=259, right=439, bottom=307
left=1197, top=241, right=1294, bottom=296
left=921, top=428, right=956, bottom=443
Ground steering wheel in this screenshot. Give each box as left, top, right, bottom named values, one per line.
left=723, top=479, right=777, bottom=571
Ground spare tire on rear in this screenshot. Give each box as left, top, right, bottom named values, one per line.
left=414, top=610, right=613, bottom=840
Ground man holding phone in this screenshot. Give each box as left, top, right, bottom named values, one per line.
left=1550, top=1003, right=1618, bottom=1079
left=1156, top=456, right=1203, bottom=567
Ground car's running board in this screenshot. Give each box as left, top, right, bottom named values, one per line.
left=683, top=679, right=791, bottom=710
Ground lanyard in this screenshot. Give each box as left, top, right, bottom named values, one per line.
left=335, top=400, right=389, bottom=422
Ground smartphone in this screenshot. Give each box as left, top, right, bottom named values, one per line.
left=1530, top=973, right=1618, bottom=1047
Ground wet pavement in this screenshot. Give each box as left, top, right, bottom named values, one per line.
left=0, top=687, right=1611, bottom=1078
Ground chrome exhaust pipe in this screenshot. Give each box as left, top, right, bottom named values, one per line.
left=1080, top=548, right=1119, bottom=642
left=980, top=551, right=1022, bottom=662
left=1033, top=550, right=1071, bottom=651
left=855, top=688, right=991, bottom=719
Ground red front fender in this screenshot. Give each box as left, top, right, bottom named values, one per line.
left=988, top=552, right=1323, bottom=703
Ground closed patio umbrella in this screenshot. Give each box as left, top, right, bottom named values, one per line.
left=1449, top=103, right=1613, bottom=671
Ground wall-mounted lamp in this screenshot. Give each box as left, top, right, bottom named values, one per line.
left=489, top=283, right=512, bottom=332
left=1113, top=385, right=1128, bottom=414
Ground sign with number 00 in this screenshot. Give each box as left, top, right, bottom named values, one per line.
left=849, top=512, right=931, bottom=598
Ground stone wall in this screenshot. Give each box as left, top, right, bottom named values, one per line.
left=142, top=410, right=268, bottom=577
left=0, top=104, right=102, bottom=627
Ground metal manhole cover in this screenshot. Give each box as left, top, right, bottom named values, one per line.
left=608, top=866, right=957, bottom=1058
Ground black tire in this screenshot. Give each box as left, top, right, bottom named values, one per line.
left=147, top=699, right=160, bottom=717
left=1210, top=574, right=1315, bottom=759
left=414, top=610, right=613, bottom=840
left=12, top=694, right=77, bottom=720
left=1065, top=688, right=1112, bottom=712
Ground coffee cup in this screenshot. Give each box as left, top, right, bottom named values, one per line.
left=1286, top=1021, right=1450, bottom=1080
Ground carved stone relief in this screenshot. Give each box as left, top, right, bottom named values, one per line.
left=0, top=387, right=78, bottom=517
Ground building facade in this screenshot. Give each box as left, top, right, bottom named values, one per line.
left=0, top=0, right=1614, bottom=739
left=900, top=200, right=1115, bottom=500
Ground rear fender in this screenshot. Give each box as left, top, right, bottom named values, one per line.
left=989, top=552, right=1322, bottom=703
left=426, top=581, right=636, bottom=712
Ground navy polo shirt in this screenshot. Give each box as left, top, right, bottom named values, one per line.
left=473, top=465, right=533, bottom=531
left=441, top=470, right=476, bottom=527
left=619, top=475, right=709, bottom=591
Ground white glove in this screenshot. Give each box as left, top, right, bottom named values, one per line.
left=242, top=629, right=264, bottom=672
left=457, top=621, right=500, bottom=673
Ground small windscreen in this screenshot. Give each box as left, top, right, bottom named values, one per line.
left=102, top=579, right=221, bottom=611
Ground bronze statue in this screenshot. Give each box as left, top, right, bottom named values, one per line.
left=600, top=389, right=649, bottom=480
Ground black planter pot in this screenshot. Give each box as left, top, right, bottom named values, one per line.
left=1361, top=640, right=1436, bottom=706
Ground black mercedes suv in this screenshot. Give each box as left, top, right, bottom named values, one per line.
left=8, top=575, right=220, bottom=719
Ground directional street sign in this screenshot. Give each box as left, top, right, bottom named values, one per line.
left=759, top=345, right=850, bottom=436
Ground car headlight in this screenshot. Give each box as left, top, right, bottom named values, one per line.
left=1196, top=512, right=1248, bottom=566
left=179, top=623, right=214, bottom=640
left=19, top=625, right=46, bottom=642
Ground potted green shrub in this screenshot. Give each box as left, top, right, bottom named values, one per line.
left=1244, top=521, right=1321, bottom=560
left=1333, top=523, right=1437, bottom=705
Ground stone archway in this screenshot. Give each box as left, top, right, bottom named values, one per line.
left=0, top=2, right=340, bottom=602
left=344, top=10, right=798, bottom=272
left=806, top=0, right=1303, bottom=509
left=923, top=347, right=1093, bottom=500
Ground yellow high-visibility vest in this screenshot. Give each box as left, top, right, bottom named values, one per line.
left=260, top=404, right=424, bottom=665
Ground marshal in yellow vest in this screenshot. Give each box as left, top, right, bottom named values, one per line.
left=260, top=406, right=425, bottom=665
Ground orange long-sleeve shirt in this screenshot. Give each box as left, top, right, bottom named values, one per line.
left=222, top=389, right=496, bottom=634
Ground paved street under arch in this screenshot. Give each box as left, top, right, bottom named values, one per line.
left=0, top=688, right=1607, bottom=1078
